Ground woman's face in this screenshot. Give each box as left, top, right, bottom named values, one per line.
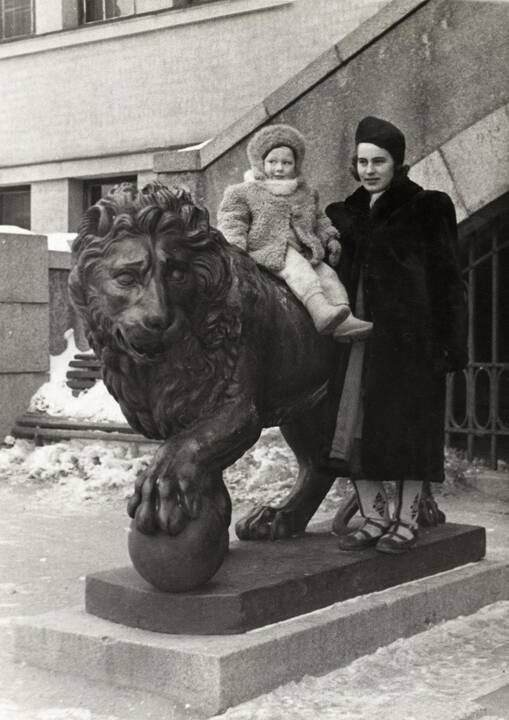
left=356, top=143, right=395, bottom=194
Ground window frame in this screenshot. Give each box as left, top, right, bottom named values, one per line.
left=0, top=0, right=34, bottom=41
left=80, top=0, right=137, bottom=25
left=0, top=184, right=31, bottom=230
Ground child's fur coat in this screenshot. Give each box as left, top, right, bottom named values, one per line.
left=217, top=124, right=338, bottom=272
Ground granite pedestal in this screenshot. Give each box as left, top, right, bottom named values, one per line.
left=86, top=522, right=485, bottom=634
left=15, top=522, right=507, bottom=717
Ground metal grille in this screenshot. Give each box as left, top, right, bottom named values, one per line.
left=445, top=200, right=509, bottom=469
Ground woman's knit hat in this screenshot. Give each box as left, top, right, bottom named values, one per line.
left=247, top=124, right=306, bottom=179
left=355, top=116, right=406, bottom=165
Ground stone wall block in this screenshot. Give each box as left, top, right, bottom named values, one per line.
left=263, top=47, right=341, bottom=117
left=0, top=234, right=48, bottom=303
left=409, top=150, right=468, bottom=223
left=0, top=372, right=48, bottom=440
left=0, top=303, right=49, bottom=373
left=441, top=105, right=509, bottom=216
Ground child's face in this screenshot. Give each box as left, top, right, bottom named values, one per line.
left=263, top=146, right=296, bottom=180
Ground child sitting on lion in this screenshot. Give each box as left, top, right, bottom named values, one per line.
left=217, top=123, right=372, bottom=341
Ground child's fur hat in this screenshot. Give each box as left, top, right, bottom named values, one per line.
left=247, top=124, right=306, bottom=179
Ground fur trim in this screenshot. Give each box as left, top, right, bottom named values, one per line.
left=243, top=169, right=300, bottom=195
left=263, top=178, right=300, bottom=196
left=247, top=124, right=306, bottom=178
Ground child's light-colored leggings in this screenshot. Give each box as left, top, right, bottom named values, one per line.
left=277, top=245, right=349, bottom=305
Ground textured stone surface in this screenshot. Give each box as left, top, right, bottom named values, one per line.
left=0, top=303, right=49, bottom=373
left=15, top=556, right=509, bottom=716
left=409, top=149, right=468, bottom=223
left=264, top=46, right=341, bottom=117
left=153, top=149, right=201, bottom=173
left=86, top=523, right=485, bottom=635
left=0, top=372, right=48, bottom=440
left=200, top=103, right=269, bottom=168
left=49, top=267, right=74, bottom=355
left=0, top=233, right=48, bottom=303
left=442, top=104, right=509, bottom=216
left=336, top=0, right=427, bottom=63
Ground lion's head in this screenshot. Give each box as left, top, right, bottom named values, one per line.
left=69, top=182, right=241, bottom=365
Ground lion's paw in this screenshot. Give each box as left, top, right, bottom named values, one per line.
left=235, top=505, right=302, bottom=541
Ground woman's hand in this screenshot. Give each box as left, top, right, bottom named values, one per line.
left=327, top=238, right=342, bottom=267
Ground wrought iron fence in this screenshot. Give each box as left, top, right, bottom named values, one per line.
left=445, top=205, right=509, bottom=469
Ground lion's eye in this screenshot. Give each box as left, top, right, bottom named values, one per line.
left=169, top=268, right=186, bottom=282
left=115, top=273, right=137, bottom=287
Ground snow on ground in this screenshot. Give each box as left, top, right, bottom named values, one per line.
left=212, top=600, right=509, bottom=720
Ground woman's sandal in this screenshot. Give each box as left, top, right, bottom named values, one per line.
left=337, top=518, right=390, bottom=551
left=375, top=520, right=418, bottom=555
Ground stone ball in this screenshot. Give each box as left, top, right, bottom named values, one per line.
left=128, top=498, right=229, bottom=593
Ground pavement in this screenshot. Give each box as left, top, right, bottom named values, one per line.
left=0, top=476, right=508, bottom=719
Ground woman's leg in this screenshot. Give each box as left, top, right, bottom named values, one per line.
left=376, top=479, right=422, bottom=554
left=337, top=479, right=390, bottom=551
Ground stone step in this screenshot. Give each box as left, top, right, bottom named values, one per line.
left=74, top=353, right=98, bottom=361
left=65, top=352, right=102, bottom=394
left=13, top=554, right=509, bottom=717
left=12, top=412, right=159, bottom=445
left=68, top=359, right=102, bottom=369
left=66, top=379, right=96, bottom=391
left=66, top=368, right=101, bottom=383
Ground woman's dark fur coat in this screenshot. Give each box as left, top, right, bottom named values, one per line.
left=326, top=178, right=467, bottom=484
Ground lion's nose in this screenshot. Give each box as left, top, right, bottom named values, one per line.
left=145, top=313, right=169, bottom=332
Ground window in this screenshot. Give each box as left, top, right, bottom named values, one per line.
left=83, top=176, right=137, bottom=209
left=80, top=1, right=212, bottom=24
left=81, top=0, right=136, bottom=23
left=0, top=0, right=33, bottom=40
left=0, top=186, right=30, bottom=229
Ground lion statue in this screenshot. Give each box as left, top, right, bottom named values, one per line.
left=68, top=181, right=352, bottom=541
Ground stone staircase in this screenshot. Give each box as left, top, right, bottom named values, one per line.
left=65, top=352, right=101, bottom=394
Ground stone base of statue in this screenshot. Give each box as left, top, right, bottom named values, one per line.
left=13, top=522, right=509, bottom=717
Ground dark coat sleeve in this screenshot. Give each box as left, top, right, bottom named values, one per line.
left=423, top=192, right=468, bottom=372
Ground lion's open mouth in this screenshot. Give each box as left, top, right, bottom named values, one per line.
left=112, top=311, right=184, bottom=363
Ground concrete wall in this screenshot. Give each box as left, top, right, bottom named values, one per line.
left=31, top=180, right=84, bottom=234
left=0, top=0, right=386, bottom=174
left=0, top=233, right=49, bottom=441
left=154, top=0, right=509, bottom=225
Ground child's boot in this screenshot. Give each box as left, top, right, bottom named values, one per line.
left=305, top=293, right=350, bottom=334
left=333, top=312, right=373, bottom=343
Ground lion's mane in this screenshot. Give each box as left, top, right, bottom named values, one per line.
left=69, top=183, right=243, bottom=439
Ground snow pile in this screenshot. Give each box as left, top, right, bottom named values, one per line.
left=0, top=427, right=347, bottom=511
left=0, top=438, right=154, bottom=507
left=47, top=232, right=75, bottom=253
left=0, top=226, right=75, bottom=253
left=29, top=329, right=125, bottom=424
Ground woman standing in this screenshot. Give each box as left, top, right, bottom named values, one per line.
left=326, top=116, right=467, bottom=554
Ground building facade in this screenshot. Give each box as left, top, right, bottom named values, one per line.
left=0, top=0, right=386, bottom=233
